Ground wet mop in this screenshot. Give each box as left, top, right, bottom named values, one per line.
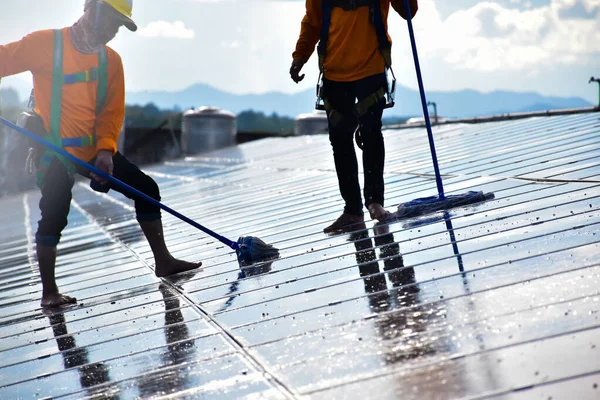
left=393, top=0, right=494, bottom=220
left=0, top=117, right=279, bottom=266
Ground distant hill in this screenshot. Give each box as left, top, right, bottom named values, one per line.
left=2, top=79, right=593, bottom=119
left=124, top=83, right=593, bottom=119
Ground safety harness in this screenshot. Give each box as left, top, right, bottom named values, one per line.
left=33, top=29, right=107, bottom=187
left=315, top=0, right=396, bottom=124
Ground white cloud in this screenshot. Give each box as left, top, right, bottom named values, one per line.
left=137, top=21, right=195, bottom=39
left=220, top=40, right=241, bottom=48
left=393, top=0, right=600, bottom=72
left=3, top=0, right=595, bottom=103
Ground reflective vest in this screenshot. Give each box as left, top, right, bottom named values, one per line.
left=36, top=29, right=107, bottom=187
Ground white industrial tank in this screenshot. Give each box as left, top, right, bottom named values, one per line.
left=294, top=110, right=329, bottom=136
left=181, top=106, right=236, bottom=154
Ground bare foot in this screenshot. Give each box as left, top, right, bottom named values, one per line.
left=368, top=203, right=390, bottom=223
left=155, top=257, right=202, bottom=278
left=41, top=292, right=77, bottom=308
left=324, top=213, right=365, bottom=234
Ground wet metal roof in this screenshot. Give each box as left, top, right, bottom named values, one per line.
left=1, top=111, right=599, bottom=399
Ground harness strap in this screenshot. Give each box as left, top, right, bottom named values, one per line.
left=60, top=136, right=97, bottom=147
left=323, top=98, right=344, bottom=127
left=329, top=0, right=372, bottom=11
left=49, top=30, right=64, bottom=144
left=63, top=68, right=99, bottom=84
left=96, top=47, right=108, bottom=115
left=323, top=86, right=386, bottom=122
left=317, top=0, right=333, bottom=73
left=370, top=0, right=392, bottom=68
left=354, top=87, right=386, bottom=116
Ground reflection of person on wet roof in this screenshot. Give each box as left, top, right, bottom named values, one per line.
left=0, top=0, right=202, bottom=308
left=290, top=0, right=418, bottom=233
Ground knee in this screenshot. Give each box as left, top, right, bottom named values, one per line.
left=134, top=174, right=162, bottom=221
left=359, top=116, right=384, bottom=147
left=359, top=109, right=383, bottom=133
left=35, top=234, right=61, bottom=247
left=139, top=174, right=161, bottom=202
left=36, top=215, right=67, bottom=246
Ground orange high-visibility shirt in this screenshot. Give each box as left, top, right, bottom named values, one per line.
left=293, top=0, right=418, bottom=82
left=0, top=27, right=124, bottom=162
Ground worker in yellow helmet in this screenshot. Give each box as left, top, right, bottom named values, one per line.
left=85, top=0, right=138, bottom=33
left=0, top=0, right=202, bottom=308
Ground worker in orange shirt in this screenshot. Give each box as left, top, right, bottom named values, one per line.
left=290, top=0, right=418, bottom=233
left=0, top=0, right=201, bottom=308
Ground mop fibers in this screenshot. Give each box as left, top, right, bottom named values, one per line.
left=395, top=191, right=495, bottom=220
left=236, top=236, right=280, bottom=265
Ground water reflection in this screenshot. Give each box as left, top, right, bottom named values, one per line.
left=348, top=223, right=435, bottom=364
left=46, top=311, right=119, bottom=399
left=348, top=217, right=483, bottom=398
left=402, top=211, right=464, bottom=273
left=136, top=284, right=198, bottom=397
left=442, top=211, right=465, bottom=273
left=218, top=261, right=274, bottom=312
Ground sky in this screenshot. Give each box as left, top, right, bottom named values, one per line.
left=1, top=0, right=599, bottom=104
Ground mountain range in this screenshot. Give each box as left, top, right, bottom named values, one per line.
left=2, top=80, right=593, bottom=119
left=124, top=83, right=593, bottom=119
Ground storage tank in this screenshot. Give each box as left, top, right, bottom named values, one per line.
left=181, top=106, right=236, bottom=154
left=294, top=110, right=328, bottom=136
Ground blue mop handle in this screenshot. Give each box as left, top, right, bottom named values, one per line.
left=0, top=117, right=239, bottom=250
left=402, top=0, right=445, bottom=199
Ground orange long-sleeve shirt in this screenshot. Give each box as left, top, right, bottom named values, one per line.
left=0, top=27, right=124, bottom=162
left=293, top=0, right=418, bottom=82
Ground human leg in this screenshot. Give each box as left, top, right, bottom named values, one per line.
left=322, top=77, right=365, bottom=232
left=36, top=158, right=77, bottom=307
left=107, top=153, right=202, bottom=276
left=356, top=73, right=389, bottom=222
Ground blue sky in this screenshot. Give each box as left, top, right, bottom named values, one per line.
left=1, top=0, right=599, bottom=104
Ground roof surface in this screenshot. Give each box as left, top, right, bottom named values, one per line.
left=1, top=112, right=599, bottom=399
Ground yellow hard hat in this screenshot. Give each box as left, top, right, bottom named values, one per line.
left=85, top=0, right=137, bottom=32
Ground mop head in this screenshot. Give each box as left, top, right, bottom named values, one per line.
left=395, top=191, right=495, bottom=220
left=236, top=236, right=280, bottom=266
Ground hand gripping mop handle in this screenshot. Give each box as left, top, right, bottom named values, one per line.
left=402, top=0, right=445, bottom=199
left=0, top=117, right=239, bottom=251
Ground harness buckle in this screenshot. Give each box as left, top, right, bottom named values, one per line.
left=335, top=0, right=360, bottom=11
left=384, top=67, right=396, bottom=109
left=315, top=71, right=326, bottom=111
left=88, top=68, right=98, bottom=82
